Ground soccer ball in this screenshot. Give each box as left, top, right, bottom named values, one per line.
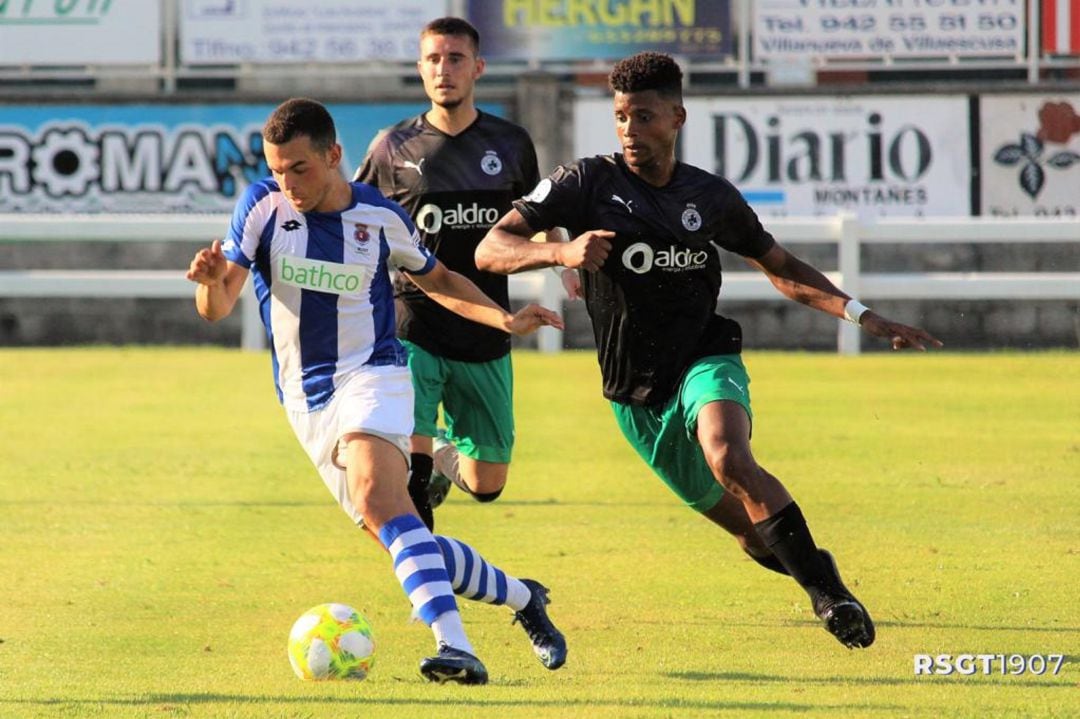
left=287, top=603, right=375, bottom=681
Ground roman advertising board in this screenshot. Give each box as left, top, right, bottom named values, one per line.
left=0, top=102, right=472, bottom=213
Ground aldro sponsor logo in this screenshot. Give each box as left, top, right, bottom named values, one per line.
left=415, top=202, right=500, bottom=233
left=621, top=242, right=709, bottom=274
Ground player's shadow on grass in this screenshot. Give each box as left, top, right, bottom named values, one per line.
left=0, top=498, right=652, bottom=509
left=0, top=693, right=903, bottom=713
left=726, top=619, right=1080, bottom=636
left=0, top=499, right=334, bottom=508
left=664, top=670, right=1074, bottom=689
left=871, top=620, right=1080, bottom=635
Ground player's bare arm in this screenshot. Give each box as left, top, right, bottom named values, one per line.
left=477, top=209, right=614, bottom=274
left=185, top=238, right=249, bottom=322
left=749, top=242, right=942, bottom=351
left=539, top=227, right=584, bottom=299
left=406, top=259, right=564, bottom=335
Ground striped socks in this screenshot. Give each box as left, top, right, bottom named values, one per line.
left=378, top=513, right=472, bottom=653
left=435, top=535, right=532, bottom=611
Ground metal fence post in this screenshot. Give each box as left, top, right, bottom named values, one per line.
left=737, top=0, right=752, bottom=89
left=837, top=213, right=862, bottom=356
left=240, top=281, right=264, bottom=351
left=536, top=270, right=564, bottom=354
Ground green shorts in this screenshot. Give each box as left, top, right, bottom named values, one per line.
left=611, top=354, right=752, bottom=513
left=402, top=340, right=514, bottom=463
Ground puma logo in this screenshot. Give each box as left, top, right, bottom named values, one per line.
left=611, top=194, right=634, bottom=213
left=402, top=158, right=425, bottom=175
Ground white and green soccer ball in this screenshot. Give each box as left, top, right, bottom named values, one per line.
left=287, top=603, right=375, bottom=681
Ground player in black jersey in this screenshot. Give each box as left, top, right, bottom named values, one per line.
left=477, top=52, right=942, bottom=650
left=356, top=18, right=568, bottom=671
left=355, top=17, right=571, bottom=532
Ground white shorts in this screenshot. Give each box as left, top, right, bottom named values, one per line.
left=285, top=364, right=413, bottom=527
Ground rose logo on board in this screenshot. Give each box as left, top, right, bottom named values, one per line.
left=992, top=102, right=1080, bottom=199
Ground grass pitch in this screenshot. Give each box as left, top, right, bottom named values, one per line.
left=0, top=348, right=1076, bottom=718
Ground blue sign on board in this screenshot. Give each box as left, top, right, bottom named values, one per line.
left=0, top=103, right=500, bottom=213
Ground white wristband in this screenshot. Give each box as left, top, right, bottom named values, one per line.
left=843, top=299, right=870, bottom=326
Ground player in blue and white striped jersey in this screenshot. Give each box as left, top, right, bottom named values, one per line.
left=186, top=98, right=567, bottom=683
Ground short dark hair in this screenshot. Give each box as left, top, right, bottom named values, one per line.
left=421, top=16, right=480, bottom=55
left=262, top=98, right=336, bottom=152
left=609, top=52, right=683, bottom=100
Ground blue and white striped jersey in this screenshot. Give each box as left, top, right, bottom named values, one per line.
left=222, top=178, right=436, bottom=412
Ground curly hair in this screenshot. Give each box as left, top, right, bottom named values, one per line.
left=609, top=52, right=683, bottom=100
left=262, top=98, right=336, bottom=153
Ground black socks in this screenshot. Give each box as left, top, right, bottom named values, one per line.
left=743, top=547, right=791, bottom=576
left=408, top=452, right=435, bottom=531
left=412, top=450, right=502, bottom=517
left=753, top=501, right=827, bottom=591
left=472, top=488, right=503, bottom=503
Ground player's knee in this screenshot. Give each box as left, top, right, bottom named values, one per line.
left=704, top=443, right=757, bottom=492
left=348, top=474, right=379, bottom=516
left=464, top=463, right=509, bottom=498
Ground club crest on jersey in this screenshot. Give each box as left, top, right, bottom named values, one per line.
left=681, top=204, right=702, bottom=232
left=353, top=224, right=371, bottom=252
left=481, top=150, right=503, bottom=176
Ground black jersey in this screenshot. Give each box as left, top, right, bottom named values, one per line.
left=356, top=111, right=541, bottom=362
left=514, top=154, right=776, bottom=407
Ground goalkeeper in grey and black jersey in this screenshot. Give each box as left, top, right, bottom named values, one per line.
left=477, top=51, right=942, bottom=650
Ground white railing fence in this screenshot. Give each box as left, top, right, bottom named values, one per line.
left=1, top=213, right=1077, bottom=354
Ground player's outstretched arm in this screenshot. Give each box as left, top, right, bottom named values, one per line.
left=477, top=209, right=613, bottom=275
left=406, top=260, right=564, bottom=336
left=185, top=239, right=249, bottom=322
left=749, top=243, right=942, bottom=351
left=858, top=313, right=943, bottom=351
